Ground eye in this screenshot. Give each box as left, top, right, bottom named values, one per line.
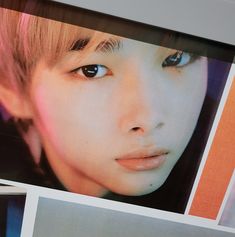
left=162, top=51, right=192, bottom=68
left=72, top=64, right=111, bottom=79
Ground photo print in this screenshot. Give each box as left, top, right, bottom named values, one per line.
left=0, top=184, right=26, bottom=237
left=32, top=197, right=235, bottom=237
left=0, top=0, right=234, bottom=214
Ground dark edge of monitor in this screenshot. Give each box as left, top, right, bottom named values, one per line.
left=0, top=0, right=234, bottom=62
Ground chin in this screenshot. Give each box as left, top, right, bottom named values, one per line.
left=110, top=180, right=166, bottom=197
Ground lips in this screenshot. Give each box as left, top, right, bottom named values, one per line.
left=115, top=149, right=169, bottom=171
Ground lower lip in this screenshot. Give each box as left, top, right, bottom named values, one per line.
left=116, top=155, right=167, bottom=171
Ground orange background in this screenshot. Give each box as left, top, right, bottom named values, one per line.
left=189, top=76, right=235, bottom=219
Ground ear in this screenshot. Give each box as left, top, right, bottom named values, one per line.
left=22, top=124, right=42, bottom=164
left=0, top=85, right=33, bottom=119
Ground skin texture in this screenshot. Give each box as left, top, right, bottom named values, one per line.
left=27, top=36, right=207, bottom=197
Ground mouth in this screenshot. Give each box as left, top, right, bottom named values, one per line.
left=115, top=149, right=169, bottom=171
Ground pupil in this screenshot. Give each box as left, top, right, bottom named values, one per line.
left=168, top=52, right=182, bottom=65
left=82, top=65, right=98, bottom=77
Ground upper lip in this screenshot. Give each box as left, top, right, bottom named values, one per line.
left=115, top=148, right=170, bottom=160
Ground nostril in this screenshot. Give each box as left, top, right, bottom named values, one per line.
left=156, top=122, right=164, bottom=129
left=129, top=122, right=164, bottom=134
left=131, top=127, right=142, bottom=132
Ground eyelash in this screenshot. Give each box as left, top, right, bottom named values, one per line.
left=70, top=51, right=198, bottom=80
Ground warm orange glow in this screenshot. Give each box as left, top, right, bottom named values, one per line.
left=189, top=76, right=235, bottom=219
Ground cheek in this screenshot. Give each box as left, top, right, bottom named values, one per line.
left=32, top=84, right=75, bottom=154
left=166, top=64, right=207, bottom=150
left=31, top=78, right=117, bottom=161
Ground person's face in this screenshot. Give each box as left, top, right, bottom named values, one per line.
left=29, top=35, right=207, bottom=196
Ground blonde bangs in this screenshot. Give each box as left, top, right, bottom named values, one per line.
left=0, top=7, right=109, bottom=90
left=22, top=15, right=103, bottom=63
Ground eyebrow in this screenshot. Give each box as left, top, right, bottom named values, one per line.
left=70, top=37, right=122, bottom=53
left=96, top=38, right=122, bottom=53
left=70, top=38, right=90, bottom=51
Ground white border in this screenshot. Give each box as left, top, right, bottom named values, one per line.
left=0, top=186, right=26, bottom=195
left=216, top=170, right=235, bottom=224
left=20, top=191, right=39, bottom=237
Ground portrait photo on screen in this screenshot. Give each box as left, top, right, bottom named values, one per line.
left=0, top=0, right=234, bottom=214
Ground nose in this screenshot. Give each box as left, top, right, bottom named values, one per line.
left=120, top=104, right=165, bottom=136
left=117, top=63, right=166, bottom=136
